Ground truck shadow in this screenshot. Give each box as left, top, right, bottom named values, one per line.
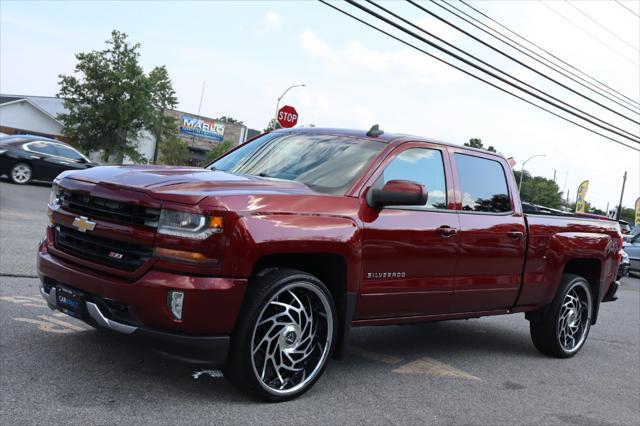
left=27, top=316, right=537, bottom=406
left=348, top=317, right=537, bottom=359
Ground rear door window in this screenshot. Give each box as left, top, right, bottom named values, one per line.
left=455, top=153, right=511, bottom=213
left=54, top=145, right=84, bottom=161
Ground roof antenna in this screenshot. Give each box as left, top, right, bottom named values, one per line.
left=366, top=124, right=384, bottom=137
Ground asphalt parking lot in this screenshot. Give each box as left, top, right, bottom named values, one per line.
left=1, top=181, right=639, bottom=425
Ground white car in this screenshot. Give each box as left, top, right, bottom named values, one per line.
left=623, top=233, right=640, bottom=274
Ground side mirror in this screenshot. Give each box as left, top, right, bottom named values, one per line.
left=366, top=180, right=428, bottom=209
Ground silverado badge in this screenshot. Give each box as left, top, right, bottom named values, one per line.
left=72, top=216, right=96, bottom=233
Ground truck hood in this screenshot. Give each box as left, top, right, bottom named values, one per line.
left=62, top=165, right=313, bottom=204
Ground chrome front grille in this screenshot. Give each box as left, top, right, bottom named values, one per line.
left=59, top=188, right=160, bottom=227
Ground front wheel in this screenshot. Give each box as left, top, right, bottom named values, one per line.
left=529, top=274, right=593, bottom=358
left=226, top=269, right=337, bottom=402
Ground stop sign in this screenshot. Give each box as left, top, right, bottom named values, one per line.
left=277, top=105, right=298, bottom=128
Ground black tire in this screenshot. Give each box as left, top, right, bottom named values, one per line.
left=9, top=162, right=33, bottom=184
left=529, top=274, right=593, bottom=358
left=225, top=268, right=337, bottom=402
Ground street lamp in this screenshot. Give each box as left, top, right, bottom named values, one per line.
left=275, top=84, right=306, bottom=122
left=518, top=154, right=546, bottom=193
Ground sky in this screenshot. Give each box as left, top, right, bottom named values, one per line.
left=1, top=0, right=639, bottom=210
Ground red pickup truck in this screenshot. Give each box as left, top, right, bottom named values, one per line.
left=38, top=127, right=623, bottom=401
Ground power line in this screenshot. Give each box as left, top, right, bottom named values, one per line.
left=614, top=0, right=640, bottom=19
left=316, top=1, right=640, bottom=152
left=563, top=0, right=639, bottom=53
left=538, top=0, right=640, bottom=67
left=367, top=0, right=639, bottom=142
left=439, top=0, right=640, bottom=113
left=409, top=0, right=640, bottom=126
left=458, top=0, right=640, bottom=108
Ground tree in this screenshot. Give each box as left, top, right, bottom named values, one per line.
left=513, top=170, right=563, bottom=209
left=147, top=66, right=179, bottom=163
left=206, top=140, right=235, bottom=162
left=159, top=135, right=190, bottom=165
left=615, top=206, right=635, bottom=224
left=464, top=138, right=496, bottom=153
left=58, top=30, right=177, bottom=164
left=216, top=116, right=244, bottom=126
left=263, top=118, right=281, bottom=132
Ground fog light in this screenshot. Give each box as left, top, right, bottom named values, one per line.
left=168, top=290, right=184, bottom=320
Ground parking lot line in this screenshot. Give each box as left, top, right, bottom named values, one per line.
left=392, top=357, right=480, bottom=380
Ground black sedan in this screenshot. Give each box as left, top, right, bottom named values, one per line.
left=0, top=135, right=96, bottom=184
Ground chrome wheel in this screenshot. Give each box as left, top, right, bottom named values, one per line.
left=11, top=163, right=32, bottom=184
left=250, top=281, right=333, bottom=396
left=557, top=282, right=592, bottom=353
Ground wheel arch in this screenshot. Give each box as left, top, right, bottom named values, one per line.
left=250, top=252, right=355, bottom=359
left=563, top=258, right=602, bottom=324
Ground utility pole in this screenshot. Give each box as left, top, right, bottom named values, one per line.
left=616, top=171, right=627, bottom=220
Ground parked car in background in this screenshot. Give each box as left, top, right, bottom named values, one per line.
left=623, top=225, right=639, bottom=243
left=623, top=233, right=640, bottom=274
left=617, top=250, right=630, bottom=279
left=618, top=220, right=631, bottom=235
left=0, top=135, right=96, bottom=184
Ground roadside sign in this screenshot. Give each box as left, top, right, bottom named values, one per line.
left=277, top=105, right=298, bottom=128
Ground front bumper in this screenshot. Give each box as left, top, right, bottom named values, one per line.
left=37, top=237, right=248, bottom=365
left=39, top=284, right=231, bottom=364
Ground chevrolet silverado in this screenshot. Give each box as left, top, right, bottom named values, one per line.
left=38, top=127, right=623, bottom=401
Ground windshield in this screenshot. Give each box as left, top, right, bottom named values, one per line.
left=209, top=133, right=386, bottom=195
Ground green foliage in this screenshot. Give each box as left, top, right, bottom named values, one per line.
left=513, top=170, right=563, bottom=209
left=147, top=66, right=179, bottom=162
left=159, top=135, right=190, bottom=166
left=464, top=138, right=496, bottom=153
left=616, top=206, right=635, bottom=223
left=57, top=30, right=177, bottom=164
left=263, top=118, right=282, bottom=133
left=588, top=204, right=607, bottom=216
left=206, top=140, right=235, bottom=162
left=216, top=116, right=244, bottom=126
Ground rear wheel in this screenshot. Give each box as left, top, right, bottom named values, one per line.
left=226, top=268, right=336, bottom=402
left=10, top=162, right=32, bottom=184
left=529, top=274, right=593, bottom=358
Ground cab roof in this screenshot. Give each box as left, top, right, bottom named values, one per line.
left=269, top=127, right=507, bottom=160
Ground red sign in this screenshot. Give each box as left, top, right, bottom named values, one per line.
left=277, top=105, right=298, bottom=128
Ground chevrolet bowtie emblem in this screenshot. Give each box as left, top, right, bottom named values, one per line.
left=72, top=216, right=96, bottom=233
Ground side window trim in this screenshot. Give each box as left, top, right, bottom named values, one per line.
left=453, top=152, right=514, bottom=215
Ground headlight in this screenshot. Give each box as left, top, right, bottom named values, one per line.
left=157, top=209, right=223, bottom=239
left=49, top=181, right=61, bottom=206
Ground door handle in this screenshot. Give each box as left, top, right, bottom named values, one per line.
left=437, top=225, right=458, bottom=237
left=507, top=231, right=524, bottom=239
